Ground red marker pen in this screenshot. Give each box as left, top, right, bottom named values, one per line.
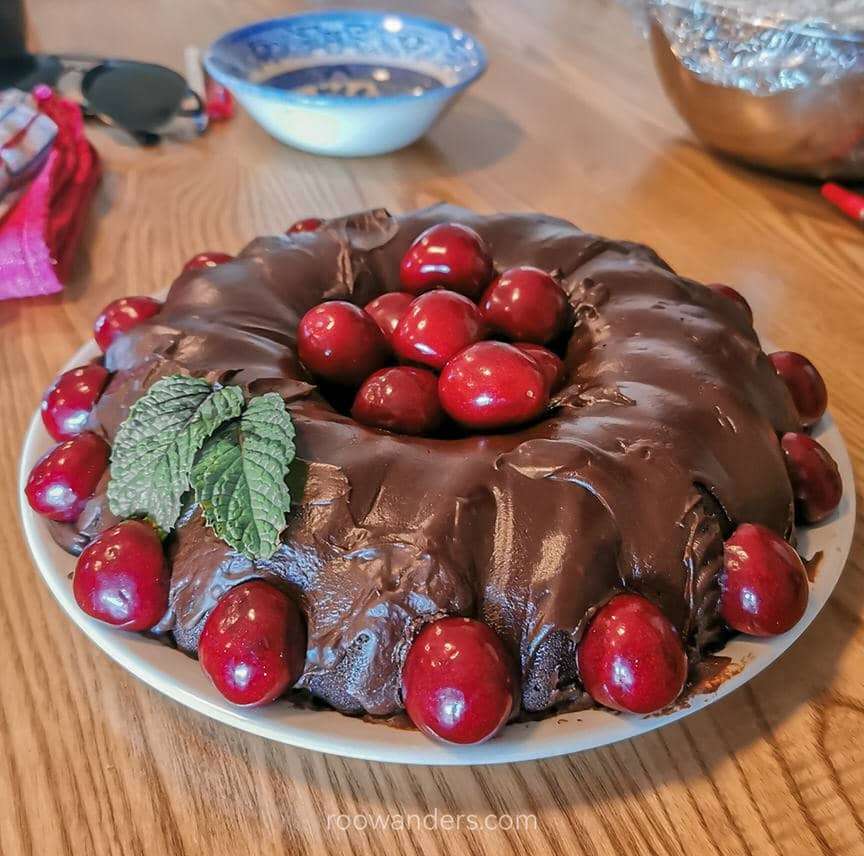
left=821, top=182, right=864, bottom=223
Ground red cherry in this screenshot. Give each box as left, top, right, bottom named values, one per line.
left=438, top=341, right=549, bottom=430
left=204, top=78, right=234, bottom=121
left=781, top=432, right=842, bottom=524
left=364, top=292, right=414, bottom=342
left=769, top=351, right=827, bottom=428
left=297, top=301, right=389, bottom=385
left=720, top=523, right=808, bottom=637
left=93, top=296, right=162, bottom=352
left=287, top=218, right=323, bottom=234
left=25, top=432, right=110, bottom=522
left=352, top=367, right=442, bottom=435
left=199, top=580, right=306, bottom=707
left=709, top=283, right=753, bottom=321
left=72, top=520, right=169, bottom=631
left=183, top=251, right=235, bottom=272
left=480, top=266, right=568, bottom=344
left=399, top=223, right=493, bottom=298
left=514, top=343, right=567, bottom=393
left=401, top=617, right=516, bottom=745
left=392, top=290, right=484, bottom=371
left=577, top=593, right=687, bottom=714
left=41, top=364, right=109, bottom=441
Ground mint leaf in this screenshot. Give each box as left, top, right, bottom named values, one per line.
left=191, top=393, right=296, bottom=560
left=107, top=375, right=244, bottom=532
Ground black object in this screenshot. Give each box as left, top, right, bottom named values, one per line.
left=79, top=60, right=204, bottom=143
left=83, top=61, right=189, bottom=131
left=0, top=0, right=27, bottom=63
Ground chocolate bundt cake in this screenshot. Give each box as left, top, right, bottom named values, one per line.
left=42, top=204, right=812, bottom=724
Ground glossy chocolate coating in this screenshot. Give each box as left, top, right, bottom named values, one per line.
left=48, top=205, right=800, bottom=717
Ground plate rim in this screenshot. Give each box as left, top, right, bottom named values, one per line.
left=18, top=338, right=857, bottom=766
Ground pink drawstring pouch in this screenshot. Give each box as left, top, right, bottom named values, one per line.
left=0, top=89, right=101, bottom=300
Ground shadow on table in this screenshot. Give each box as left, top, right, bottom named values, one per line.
left=57, top=167, right=116, bottom=301
left=631, top=137, right=840, bottom=232
left=392, top=94, right=523, bottom=176
left=0, top=299, right=19, bottom=327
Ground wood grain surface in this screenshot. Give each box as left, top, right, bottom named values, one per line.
left=4, top=1, right=864, bottom=853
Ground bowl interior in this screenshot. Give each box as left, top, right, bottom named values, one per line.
left=205, top=11, right=486, bottom=102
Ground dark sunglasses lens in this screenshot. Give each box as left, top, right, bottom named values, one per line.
left=82, top=61, right=188, bottom=132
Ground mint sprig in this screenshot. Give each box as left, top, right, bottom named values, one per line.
left=106, top=376, right=297, bottom=561
left=107, top=376, right=244, bottom=532
left=190, top=393, right=296, bottom=560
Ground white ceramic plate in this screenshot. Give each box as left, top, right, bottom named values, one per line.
left=19, top=339, right=856, bottom=766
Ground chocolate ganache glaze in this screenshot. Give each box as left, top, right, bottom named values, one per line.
left=49, top=204, right=801, bottom=719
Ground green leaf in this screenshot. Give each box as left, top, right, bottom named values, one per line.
left=191, top=393, right=296, bottom=560
left=107, top=375, right=244, bottom=532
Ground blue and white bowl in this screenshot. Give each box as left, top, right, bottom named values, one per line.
left=204, top=11, right=487, bottom=157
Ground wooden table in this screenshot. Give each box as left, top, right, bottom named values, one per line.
left=4, top=1, right=864, bottom=853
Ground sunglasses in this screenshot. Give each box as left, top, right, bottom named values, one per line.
left=23, top=54, right=207, bottom=144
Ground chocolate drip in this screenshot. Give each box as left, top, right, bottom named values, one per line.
left=49, top=205, right=800, bottom=718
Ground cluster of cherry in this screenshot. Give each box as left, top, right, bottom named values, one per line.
left=296, top=221, right=571, bottom=436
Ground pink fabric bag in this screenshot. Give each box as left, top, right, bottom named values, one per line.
left=0, top=90, right=101, bottom=300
